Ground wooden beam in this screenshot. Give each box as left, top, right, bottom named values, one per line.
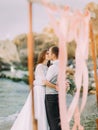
left=89, top=21, right=98, bottom=103
left=27, top=2, right=37, bottom=130
left=89, top=21, right=98, bottom=129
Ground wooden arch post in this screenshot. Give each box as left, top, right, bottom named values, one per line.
left=27, top=0, right=37, bottom=130
left=89, top=21, right=98, bottom=104
left=89, top=21, right=98, bottom=128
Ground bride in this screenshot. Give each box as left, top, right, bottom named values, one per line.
left=10, top=49, right=55, bottom=130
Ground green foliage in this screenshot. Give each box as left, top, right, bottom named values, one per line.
left=15, top=65, right=28, bottom=71
left=67, top=76, right=76, bottom=95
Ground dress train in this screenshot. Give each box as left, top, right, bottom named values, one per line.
left=11, top=91, right=33, bottom=130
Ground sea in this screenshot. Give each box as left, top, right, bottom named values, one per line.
left=0, top=76, right=98, bottom=130
left=0, top=79, right=29, bottom=130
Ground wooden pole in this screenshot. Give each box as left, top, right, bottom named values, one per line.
left=28, top=1, right=33, bottom=88
left=89, top=21, right=98, bottom=129
left=27, top=2, right=37, bottom=130
left=89, top=21, right=98, bottom=104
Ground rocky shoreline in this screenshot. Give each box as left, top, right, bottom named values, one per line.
left=0, top=70, right=29, bottom=84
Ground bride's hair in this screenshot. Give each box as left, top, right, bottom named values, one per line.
left=37, top=49, right=48, bottom=64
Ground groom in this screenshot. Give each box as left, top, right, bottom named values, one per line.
left=44, top=46, right=61, bottom=130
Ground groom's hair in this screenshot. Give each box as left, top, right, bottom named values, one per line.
left=51, top=46, right=59, bottom=58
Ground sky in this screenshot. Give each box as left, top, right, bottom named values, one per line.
left=0, top=0, right=98, bottom=40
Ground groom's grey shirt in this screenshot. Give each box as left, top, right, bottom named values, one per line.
left=46, top=60, right=59, bottom=94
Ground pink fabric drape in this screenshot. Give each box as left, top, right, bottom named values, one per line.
left=42, top=1, right=90, bottom=130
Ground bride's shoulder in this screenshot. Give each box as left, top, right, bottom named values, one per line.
left=36, top=64, right=43, bottom=68
left=35, top=64, right=43, bottom=70
left=35, top=64, right=48, bottom=71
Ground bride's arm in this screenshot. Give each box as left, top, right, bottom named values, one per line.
left=43, top=80, right=56, bottom=89
left=43, top=80, right=70, bottom=92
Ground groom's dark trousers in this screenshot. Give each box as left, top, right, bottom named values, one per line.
left=45, top=94, right=61, bottom=130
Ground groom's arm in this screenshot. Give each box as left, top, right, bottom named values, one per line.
left=43, top=80, right=57, bottom=89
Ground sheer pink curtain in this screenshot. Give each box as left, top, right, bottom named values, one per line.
left=42, top=1, right=90, bottom=129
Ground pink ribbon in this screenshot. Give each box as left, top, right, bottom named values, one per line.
left=42, top=1, right=90, bottom=129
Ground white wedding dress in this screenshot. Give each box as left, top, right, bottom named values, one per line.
left=34, top=64, right=49, bottom=130
left=11, top=91, right=33, bottom=130
left=11, top=63, right=49, bottom=130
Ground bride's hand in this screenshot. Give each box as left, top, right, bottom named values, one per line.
left=42, top=80, right=47, bottom=86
